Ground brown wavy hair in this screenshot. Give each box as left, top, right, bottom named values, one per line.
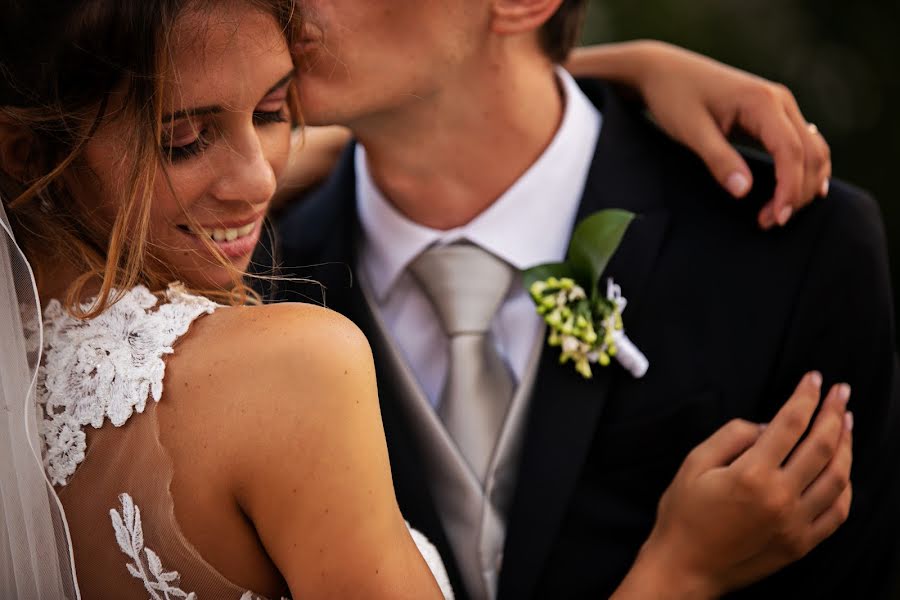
left=0, top=0, right=302, bottom=317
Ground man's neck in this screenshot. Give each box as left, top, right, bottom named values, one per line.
left=354, top=56, right=564, bottom=231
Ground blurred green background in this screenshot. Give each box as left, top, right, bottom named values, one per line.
left=581, top=0, right=900, bottom=326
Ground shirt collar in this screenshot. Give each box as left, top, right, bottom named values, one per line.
left=356, top=68, right=602, bottom=302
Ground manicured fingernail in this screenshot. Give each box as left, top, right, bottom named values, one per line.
left=838, top=383, right=851, bottom=403
left=727, top=172, right=751, bottom=197
left=760, top=207, right=776, bottom=229
left=777, top=205, right=793, bottom=226
left=810, top=371, right=823, bottom=387
left=820, top=178, right=830, bottom=197
left=844, top=411, right=854, bottom=432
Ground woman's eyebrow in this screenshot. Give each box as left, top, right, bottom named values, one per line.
left=163, top=71, right=296, bottom=122
left=163, top=105, right=221, bottom=123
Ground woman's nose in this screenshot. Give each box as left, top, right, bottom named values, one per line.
left=209, top=134, right=277, bottom=207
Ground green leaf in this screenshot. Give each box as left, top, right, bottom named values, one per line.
left=522, top=261, right=577, bottom=291
left=567, top=209, right=635, bottom=293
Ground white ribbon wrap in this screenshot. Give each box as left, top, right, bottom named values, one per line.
left=611, top=330, right=649, bottom=378
left=606, top=279, right=649, bottom=379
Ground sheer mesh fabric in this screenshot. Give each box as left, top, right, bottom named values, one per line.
left=39, top=287, right=277, bottom=599
left=58, top=401, right=264, bottom=599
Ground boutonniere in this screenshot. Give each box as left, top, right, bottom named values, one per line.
left=524, top=209, right=649, bottom=380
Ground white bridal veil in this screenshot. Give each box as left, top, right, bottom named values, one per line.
left=0, top=197, right=80, bottom=598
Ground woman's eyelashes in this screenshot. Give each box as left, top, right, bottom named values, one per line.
left=162, top=106, right=288, bottom=163
left=166, top=129, right=211, bottom=162
left=253, top=107, right=288, bottom=125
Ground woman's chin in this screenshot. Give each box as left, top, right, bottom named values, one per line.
left=164, top=256, right=254, bottom=294
left=163, top=223, right=262, bottom=292
left=202, top=264, right=252, bottom=292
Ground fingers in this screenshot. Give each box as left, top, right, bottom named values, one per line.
left=734, top=85, right=831, bottom=230
left=769, top=92, right=832, bottom=215
left=807, top=481, right=853, bottom=549
left=756, top=86, right=831, bottom=229
left=683, top=418, right=762, bottom=475
left=733, top=89, right=804, bottom=229
left=742, top=372, right=822, bottom=467
left=784, top=95, right=832, bottom=200
left=808, top=124, right=832, bottom=198
left=755, top=106, right=803, bottom=229
left=799, top=411, right=853, bottom=519
left=684, top=112, right=754, bottom=199
left=783, top=383, right=851, bottom=492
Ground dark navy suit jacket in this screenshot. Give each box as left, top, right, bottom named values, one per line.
left=274, top=80, right=900, bottom=599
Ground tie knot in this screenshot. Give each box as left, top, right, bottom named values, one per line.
left=409, top=243, right=514, bottom=337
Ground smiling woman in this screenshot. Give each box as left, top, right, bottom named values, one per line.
left=162, top=69, right=295, bottom=262
left=0, top=1, right=451, bottom=599
left=0, top=0, right=302, bottom=313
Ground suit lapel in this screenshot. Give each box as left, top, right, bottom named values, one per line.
left=498, top=83, right=671, bottom=600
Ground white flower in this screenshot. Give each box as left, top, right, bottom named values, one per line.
left=562, top=336, right=581, bottom=354
left=528, top=275, right=647, bottom=379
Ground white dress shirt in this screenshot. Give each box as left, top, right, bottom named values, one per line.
left=356, top=69, right=601, bottom=408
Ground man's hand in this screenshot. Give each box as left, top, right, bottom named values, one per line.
left=614, top=372, right=853, bottom=599
left=567, top=41, right=831, bottom=230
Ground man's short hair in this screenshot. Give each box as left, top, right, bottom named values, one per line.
left=539, top=0, right=589, bottom=63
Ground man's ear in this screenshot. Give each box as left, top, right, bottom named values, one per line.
left=491, top=0, right=565, bottom=36
left=0, top=118, right=35, bottom=181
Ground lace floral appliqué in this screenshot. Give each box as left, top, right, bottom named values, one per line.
left=111, top=494, right=284, bottom=600
left=111, top=493, right=197, bottom=600
left=37, top=284, right=218, bottom=486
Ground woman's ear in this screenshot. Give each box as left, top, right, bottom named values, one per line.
left=491, top=0, right=565, bottom=36
left=0, top=118, right=35, bottom=181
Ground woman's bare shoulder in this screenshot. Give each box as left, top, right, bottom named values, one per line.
left=189, top=301, right=369, bottom=357
left=170, top=301, right=373, bottom=396
left=159, top=301, right=378, bottom=473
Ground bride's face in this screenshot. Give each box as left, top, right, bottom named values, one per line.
left=76, top=3, right=294, bottom=289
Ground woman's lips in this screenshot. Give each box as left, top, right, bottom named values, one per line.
left=177, top=218, right=263, bottom=260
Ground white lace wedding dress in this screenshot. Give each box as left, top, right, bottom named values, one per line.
left=36, top=284, right=454, bottom=599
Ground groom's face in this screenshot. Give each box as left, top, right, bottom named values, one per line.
left=295, top=0, right=489, bottom=127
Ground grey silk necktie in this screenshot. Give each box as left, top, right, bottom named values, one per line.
left=409, top=243, right=516, bottom=483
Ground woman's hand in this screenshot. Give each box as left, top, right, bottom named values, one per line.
left=613, top=372, right=853, bottom=599
left=566, top=41, right=831, bottom=230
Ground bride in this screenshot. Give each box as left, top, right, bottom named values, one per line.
left=0, top=1, right=849, bottom=598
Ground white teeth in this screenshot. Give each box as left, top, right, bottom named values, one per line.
left=199, top=222, right=256, bottom=242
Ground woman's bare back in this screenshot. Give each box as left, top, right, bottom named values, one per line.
left=40, top=286, right=449, bottom=599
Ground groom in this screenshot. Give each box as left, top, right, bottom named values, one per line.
left=277, top=1, right=900, bottom=598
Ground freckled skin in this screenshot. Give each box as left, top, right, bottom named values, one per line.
left=75, top=6, right=293, bottom=290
